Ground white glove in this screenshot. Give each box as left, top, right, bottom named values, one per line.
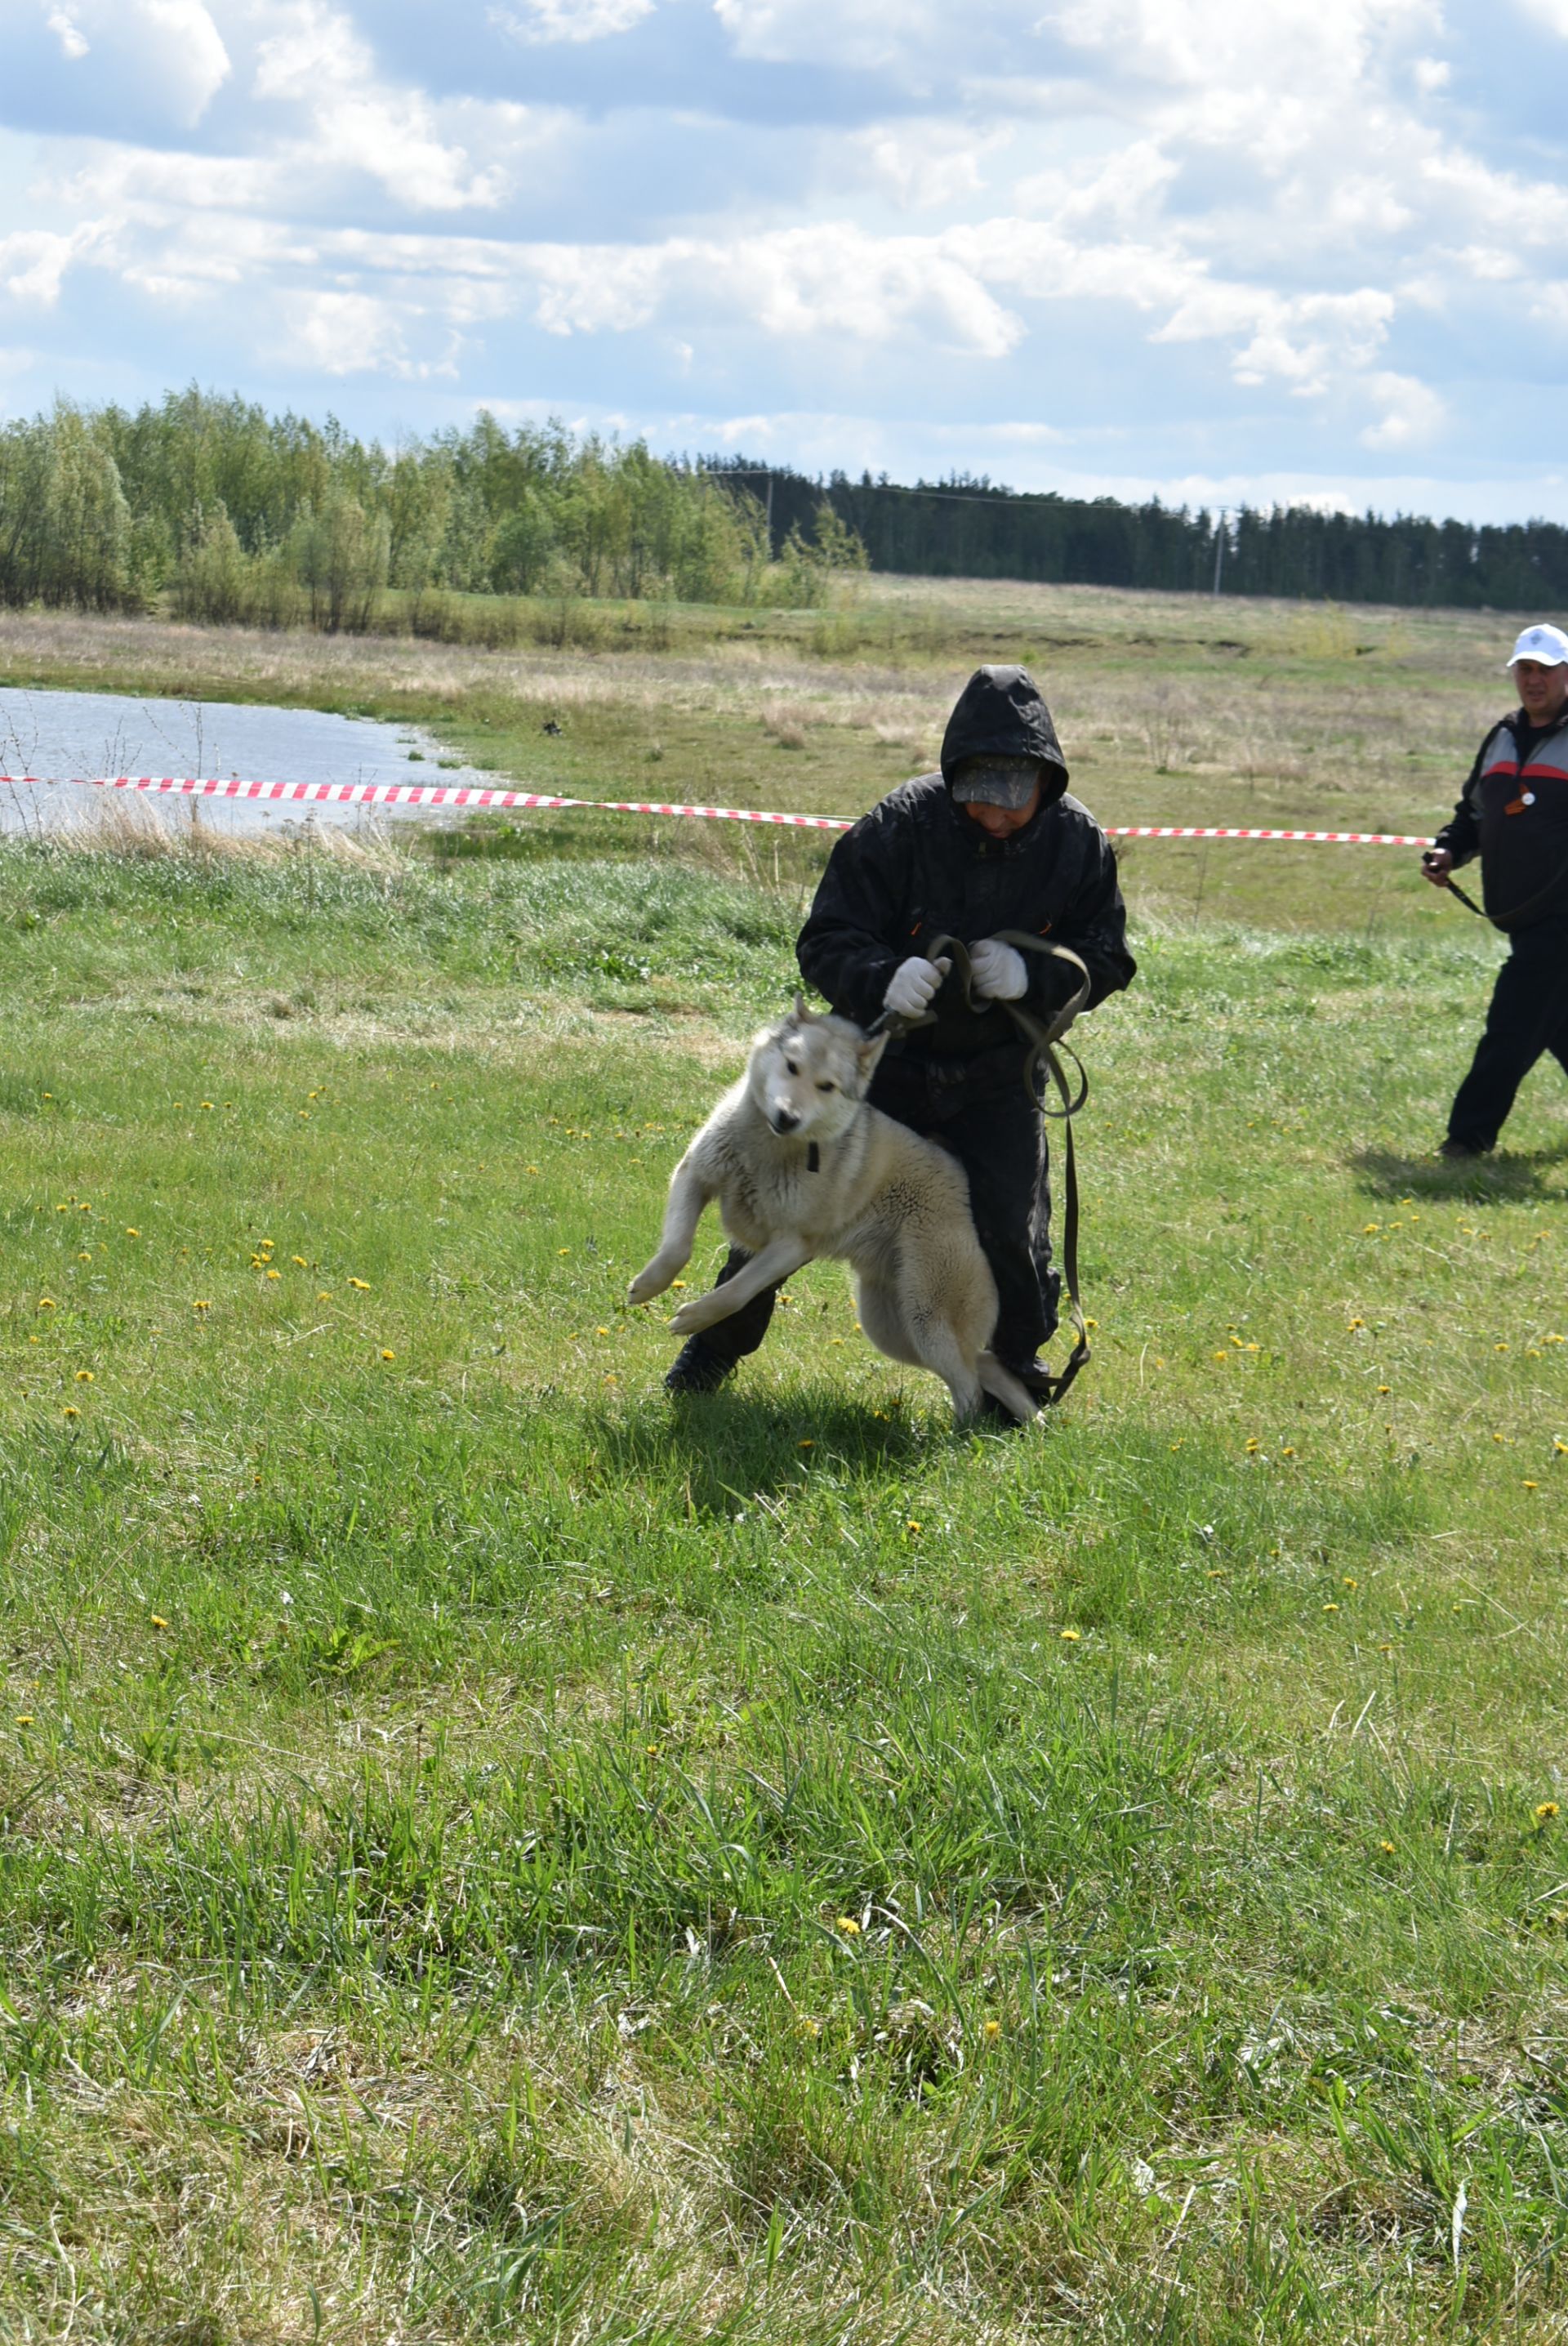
left=883, top=954, right=951, bottom=1019
left=968, top=938, right=1027, bottom=1001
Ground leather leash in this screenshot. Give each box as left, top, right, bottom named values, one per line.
left=871, top=933, right=1094, bottom=1407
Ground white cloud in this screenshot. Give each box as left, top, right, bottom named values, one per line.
left=1513, top=0, right=1568, bottom=32
left=1359, top=368, right=1445, bottom=447
left=47, top=9, right=89, bottom=60
left=489, top=0, right=654, bottom=42
left=0, top=225, right=108, bottom=306
left=284, top=288, right=459, bottom=377
left=1413, top=53, right=1450, bottom=89
left=255, top=4, right=510, bottom=211
left=851, top=123, right=997, bottom=212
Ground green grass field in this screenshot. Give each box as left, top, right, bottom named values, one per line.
left=2, top=589, right=1568, bottom=2341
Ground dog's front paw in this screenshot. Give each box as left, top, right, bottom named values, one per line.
left=668, top=1295, right=717, bottom=1335
left=627, top=1264, right=666, bottom=1307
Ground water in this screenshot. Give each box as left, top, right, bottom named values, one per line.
left=0, top=684, right=504, bottom=836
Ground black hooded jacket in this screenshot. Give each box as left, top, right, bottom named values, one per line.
left=796, top=667, right=1135, bottom=1057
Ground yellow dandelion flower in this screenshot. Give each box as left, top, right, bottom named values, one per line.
left=1281, top=1445, right=1297, bottom=1457
left=1362, top=1224, right=1379, bottom=1235
left=836, top=1916, right=861, bottom=1935
left=76, top=1251, right=90, bottom=1262
left=645, top=1745, right=660, bottom=1757
left=798, top=1439, right=814, bottom=1449
left=1495, top=1342, right=1509, bottom=1353
left=670, top=1278, right=685, bottom=1289
left=192, top=1299, right=210, bottom=1312
left=596, top=1326, right=609, bottom=1336
left=38, top=1296, right=54, bottom=1310
left=1536, top=1803, right=1560, bottom=1822
left=1342, top=1576, right=1357, bottom=1588
left=1379, top=1840, right=1396, bottom=1855
left=62, top=1405, right=79, bottom=1419
left=1376, top=1384, right=1390, bottom=1394
left=349, top=1278, right=370, bottom=1291
left=199, top=1100, right=213, bottom=1111
left=982, top=2018, right=1001, bottom=2038
left=292, top=1256, right=307, bottom=1268
left=527, top=1165, right=539, bottom=1175
left=1379, top=1642, right=1392, bottom=1655
left=558, top=1248, right=570, bottom=1257
left=1526, top=1480, right=1539, bottom=1490
left=1212, top=1349, right=1229, bottom=1361
left=150, top=1614, right=169, bottom=1629
left=16, top=1714, right=33, bottom=1726
left=1059, top=1627, right=1081, bottom=1642
left=126, top=1228, right=139, bottom=1238
left=317, top=1290, right=332, bottom=1301
left=265, top=1268, right=281, bottom=1281
left=74, top=1369, right=92, bottom=1384
left=381, top=1348, right=396, bottom=1361
left=1322, top=1602, right=1339, bottom=1613
left=906, top=1520, right=922, bottom=1533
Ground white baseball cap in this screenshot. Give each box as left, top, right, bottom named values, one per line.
left=1505, top=623, right=1568, bottom=669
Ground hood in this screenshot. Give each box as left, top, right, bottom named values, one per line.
left=939, top=666, right=1068, bottom=805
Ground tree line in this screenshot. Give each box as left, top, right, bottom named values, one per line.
left=2, top=388, right=1566, bottom=627
left=0, top=391, right=862, bottom=631
left=705, top=457, right=1568, bottom=612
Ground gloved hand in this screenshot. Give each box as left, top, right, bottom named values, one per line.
left=968, top=938, right=1028, bottom=1001
left=883, top=954, right=951, bottom=1019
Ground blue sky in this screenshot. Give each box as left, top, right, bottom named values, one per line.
left=3, top=0, right=1568, bottom=522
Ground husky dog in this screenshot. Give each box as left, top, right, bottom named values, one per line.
left=628, top=999, right=1037, bottom=1426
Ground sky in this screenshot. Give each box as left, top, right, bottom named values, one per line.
left=2, top=0, right=1568, bottom=524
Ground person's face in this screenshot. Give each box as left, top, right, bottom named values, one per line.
left=1512, top=658, right=1568, bottom=722
left=961, top=775, right=1044, bottom=838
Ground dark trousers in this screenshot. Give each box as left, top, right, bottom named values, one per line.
left=1447, top=919, right=1568, bottom=1151
left=687, top=1054, right=1056, bottom=1371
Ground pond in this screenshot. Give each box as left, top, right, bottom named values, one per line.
left=0, top=683, right=504, bottom=836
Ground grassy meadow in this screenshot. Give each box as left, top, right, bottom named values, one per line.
left=2, top=584, right=1568, bottom=2342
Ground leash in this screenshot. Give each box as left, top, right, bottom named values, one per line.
left=871, top=933, right=1094, bottom=1408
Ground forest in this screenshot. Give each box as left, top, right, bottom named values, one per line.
left=2, top=387, right=1565, bottom=627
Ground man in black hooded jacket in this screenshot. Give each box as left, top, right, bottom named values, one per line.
left=664, top=666, right=1136, bottom=1407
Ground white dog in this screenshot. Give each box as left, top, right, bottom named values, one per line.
left=628, top=998, right=1037, bottom=1426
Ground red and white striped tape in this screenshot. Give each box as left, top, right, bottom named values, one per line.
left=0, top=774, right=1433, bottom=849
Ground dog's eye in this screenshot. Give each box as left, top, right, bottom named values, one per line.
left=785, top=1059, right=800, bottom=1076
left=816, top=1080, right=835, bottom=1092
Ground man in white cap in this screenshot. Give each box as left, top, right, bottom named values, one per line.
left=1423, top=623, right=1568, bottom=1157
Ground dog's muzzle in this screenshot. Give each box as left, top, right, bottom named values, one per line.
left=770, top=1108, right=800, bottom=1135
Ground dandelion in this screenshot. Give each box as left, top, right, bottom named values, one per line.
left=74, top=1370, right=92, bottom=1384
left=349, top=1278, right=370, bottom=1291
left=150, top=1614, right=169, bottom=1629
left=1212, top=1349, right=1229, bottom=1361
left=1379, top=1840, right=1396, bottom=1855
left=1557, top=1440, right=1568, bottom=1455
left=317, top=1290, right=332, bottom=1301
left=16, top=1714, right=33, bottom=1726
left=192, top=1299, right=210, bottom=1312
left=1059, top=1627, right=1081, bottom=1642
left=1526, top=1480, right=1539, bottom=1490
left=292, top=1256, right=307, bottom=1268
left=1495, top=1342, right=1510, bottom=1353
left=1342, top=1576, right=1357, bottom=1588
left=76, top=1251, right=90, bottom=1263
left=1363, top=1223, right=1379, bottom=1235
left=1322, top=1603, right=1339, bottom=1613
left=126, top=1228, right=139, bottom=1238
left=982, top=2018, right=1002, bottom=2038
left=798, top=1439, right=814, bottom=1449
left=671, top=1278, right=685, bottom=1289
left=62, top=1405, right=78, bottom=1419
left=1281, top=1445, right=1297, bottom=1457
left=265, top=1268, right=281, bottom=1281
left=527, top=1166, right=539, bottom=1175
left=558, top=1248, right=570, bottom=1257
left=199, top=1101, right=213, bottom=1112
left=1379, top=1643, right=1392, bottom=1656
left=1376, top=1385, right=1390, bottom=1395
left=1536, top=1803, right=1560, bottom=1822
left=596, top=1326, right=609, bottom=1336
left=906, top=1520, right=922, bottom=1534
left=835, top=1916, right=861, bottom=1936
left=381, top=1349, right=396, bottom=1362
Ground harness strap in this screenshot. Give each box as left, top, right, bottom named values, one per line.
left=876, top=931, right=1094, bottom=1408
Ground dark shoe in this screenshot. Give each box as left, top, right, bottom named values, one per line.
left=664, top=1338, right=734, bottom=1395
left=975, top=1389, right=1031, bottom=1430
left=1004, top=1357, right=1058, bottom=1399
left=1439, top=1137, right=1492, bottom=1160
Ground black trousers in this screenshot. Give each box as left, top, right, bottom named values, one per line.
left=685, top=1053, right=1057, bottom=1371
left=1447, top=919, right=1568, bottom=1151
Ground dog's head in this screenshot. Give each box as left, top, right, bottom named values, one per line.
left=747, top=997, right=888, bottom=1140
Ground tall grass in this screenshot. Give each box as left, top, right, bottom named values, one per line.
left=0, top=833, right=1566, bottom=2338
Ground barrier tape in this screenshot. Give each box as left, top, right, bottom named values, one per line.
left=0, top=774, right=1433, bottom=849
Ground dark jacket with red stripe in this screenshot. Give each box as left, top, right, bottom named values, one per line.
left=1436, top=707, right=1568, bottom=930
left=795, top=666, right=1134, bottom=1058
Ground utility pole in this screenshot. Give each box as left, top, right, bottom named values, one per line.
left=1212, top=507, right=1228, bottom=595
left=764, top=471, right=774, bottom=552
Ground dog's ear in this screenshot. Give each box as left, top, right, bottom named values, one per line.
left=791, top=991, right=814, bottom=1025
left=857, top=1029, right=889, bottom=1082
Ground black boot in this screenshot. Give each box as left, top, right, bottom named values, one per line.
left=664, top=1337, right=736, bottom=1395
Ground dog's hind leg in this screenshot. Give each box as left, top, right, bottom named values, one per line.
left=668, top=1236, right=813, bottom=1335
left=977, top=1353, right=1039, bottom=1425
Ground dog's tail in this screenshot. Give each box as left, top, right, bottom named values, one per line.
left=976, top=1352, right=1038, bottom=1424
